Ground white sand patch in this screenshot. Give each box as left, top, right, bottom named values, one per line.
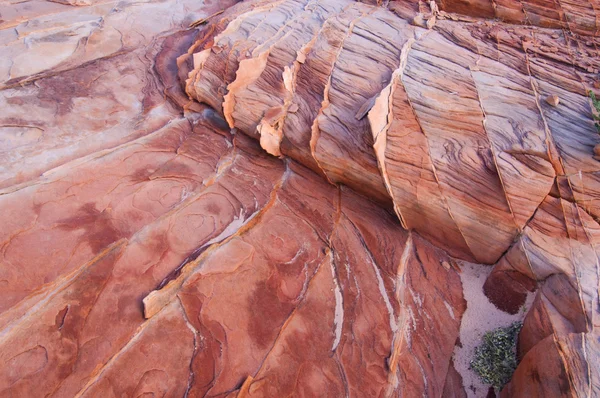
left=453, top=261, right=535, bottom=397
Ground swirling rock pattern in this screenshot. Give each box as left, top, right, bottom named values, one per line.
left=0, top=0, right=598, bottom=397
left=184, top=0, right=600, bottom=396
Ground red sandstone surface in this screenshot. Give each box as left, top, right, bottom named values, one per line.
left=0, top=0, right=598, bottom=397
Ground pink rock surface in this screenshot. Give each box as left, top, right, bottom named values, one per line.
left=184, top=0, right=600, bottom=395
left=1, top=0, right=599, bottom=396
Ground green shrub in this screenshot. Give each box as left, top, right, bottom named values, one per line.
left=470, top=322, right=522, bottom=391
left=589, top=91, right=600, bottom=133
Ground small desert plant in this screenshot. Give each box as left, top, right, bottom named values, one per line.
left=589, top=90, right=600, bottom=133
left=470, top=321, right=522, bottom=391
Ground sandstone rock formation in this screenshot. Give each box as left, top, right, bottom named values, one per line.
left=184, top=0, right=600, bottom=395
left=0, top=0, right=599, bottom=396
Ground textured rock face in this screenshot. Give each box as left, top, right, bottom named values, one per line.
left=435, top=0, right=600, bottom=36
left=0, top=1, right=465, bottom=396
left=0, top=0, right=599, bottom=397
left=184, top=0, right=600, bottom=396
left=186, top=0, right=600, bottom=266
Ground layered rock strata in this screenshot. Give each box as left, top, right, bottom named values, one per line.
left=184, top=0, right=600, bottom=396
left=0, top=0, right=465, bottom=396
left=1, top=0, right=599, bottom=396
